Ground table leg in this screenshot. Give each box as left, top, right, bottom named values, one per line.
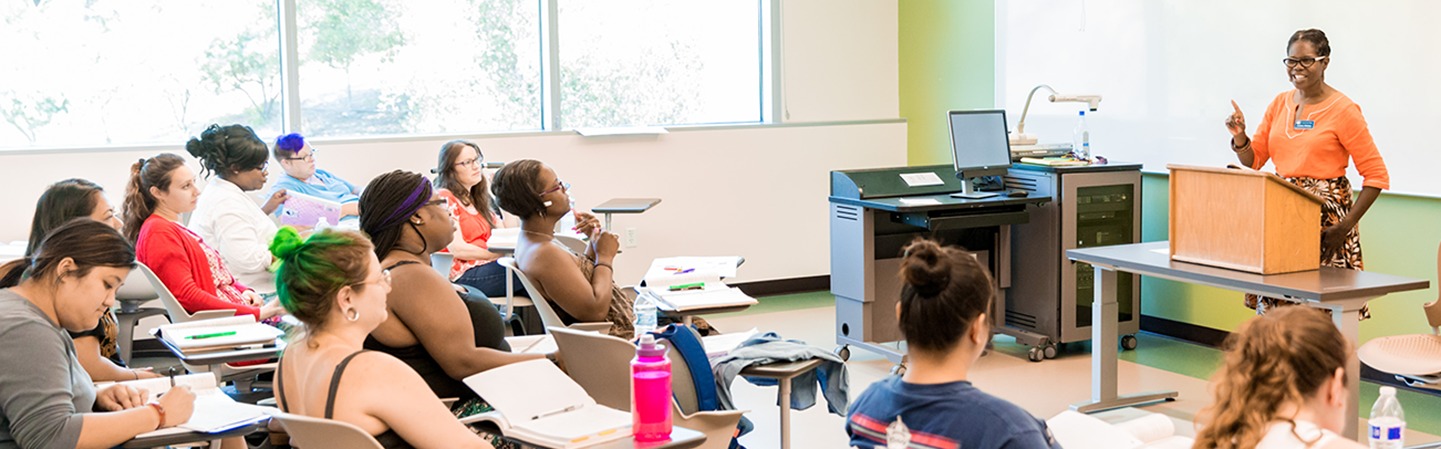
left=683, top=315, right=693, bottom=327
left=1318, top=300, right=1366, bottom=440
left=778, top=375, right=792, bottom=449
left=603, top=213, right=613, bottom=231
left=1072, top=266, right=1177, bottom=412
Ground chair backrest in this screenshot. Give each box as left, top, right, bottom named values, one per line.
left=496, top=257, right=568, bottom=332
left=135, top=262, right=235, bottom=323
left=554, top=234, right=588, bottom=254
left=548, top=327, right=634, bottom=411
left=430, top=252, right=454, bottom=277
left=272, top=413, right=385, bottom=449
left=116, top=266, right=160, bottom=303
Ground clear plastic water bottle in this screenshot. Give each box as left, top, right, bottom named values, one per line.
left=631, top=334, right=672, bottom=441
left=314, top=216, right=331, bottom=231
left=1073, top=110, right=1091, bottom=161
left=1370, top=386, right=1405, bottom=448
left=633, top=292, right=658, bottom=336
left=556, top=185, right=578, bottom=234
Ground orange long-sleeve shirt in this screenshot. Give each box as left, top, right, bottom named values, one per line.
left=1250, top=90, right=1389, bottom=190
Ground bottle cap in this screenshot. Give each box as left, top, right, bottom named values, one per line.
left=1380, top=386, right=1396, bottom=396
left=1079, top=110, right=1086, bottom=116
left=637, top=334, right=667, bottom=357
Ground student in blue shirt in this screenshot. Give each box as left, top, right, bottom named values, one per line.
left=271, top=133, right=361, bottom=218
left=846, top=239, right=1060, bottom=449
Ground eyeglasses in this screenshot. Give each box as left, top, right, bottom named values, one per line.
left=454, top=157, right=483, bottom=169
left=423, top=198, right=447, bottom=208
left=285, top=149, right=317, bottom=162
left=1282, top=56, right=1327, bottom=69
left=351, top=269, right=391, bottom=288
left=538, top=179, right=570, bottom=196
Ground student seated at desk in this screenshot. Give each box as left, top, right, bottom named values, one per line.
left=432, top=140, right=528, bottom=299
left=270, top=133, right=362, bottom=218
left=490, top=159, right=638, bottom=339
left=1, top=179, right=162, bottom=382
left=0, top=219, right=198, bottom=449
left=358, top=170, right=543, bottom=417
left=123, top=153, right=285, bottom=322
left=186, top=124, right=285, bottom=296
left=1194, top=307, right=1364, bottom=449
left=846, top=239, right=1060, bottom=449
left=269, top=227, right=494, bottom=449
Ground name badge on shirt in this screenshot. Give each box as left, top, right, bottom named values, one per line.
left=1294, top=120, right=1315, bottom=130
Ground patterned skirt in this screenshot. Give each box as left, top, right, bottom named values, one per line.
left=1244, top=175, right=1368, bottom=318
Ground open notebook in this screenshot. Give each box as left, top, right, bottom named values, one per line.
left=116, top=373, right=274, bottom=437
left=1047, top=410, right=1193, bottom=449
left=154, top=316, right=282, bottom=355
left=461, top=359, right=630, bottom=448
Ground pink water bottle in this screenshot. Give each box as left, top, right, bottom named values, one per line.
left=631, top=334, right=673, bottom=441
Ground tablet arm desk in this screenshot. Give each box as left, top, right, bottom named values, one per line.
left=829, top=165, right=1049, bottom=369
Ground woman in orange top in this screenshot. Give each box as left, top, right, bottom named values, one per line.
left=1225, top=29, right=1388, bottom=317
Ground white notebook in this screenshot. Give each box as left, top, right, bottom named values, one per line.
left=461, top=359, right=630, bottom=448
left=120, top=373, right=274, bottom=436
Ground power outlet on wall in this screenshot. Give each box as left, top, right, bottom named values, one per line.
left=625, top=227, right=638, bottom=248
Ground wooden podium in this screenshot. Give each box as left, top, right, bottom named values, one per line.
left=1168, top=165, right=1324, bottom=274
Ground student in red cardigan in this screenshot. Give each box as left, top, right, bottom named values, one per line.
left=121, top=153, right=285, bottom=321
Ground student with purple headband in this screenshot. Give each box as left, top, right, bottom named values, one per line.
left=270, top=133, right=362, bottom=218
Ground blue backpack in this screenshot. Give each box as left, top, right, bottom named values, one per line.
left=651, top=324, right=752, bottom=449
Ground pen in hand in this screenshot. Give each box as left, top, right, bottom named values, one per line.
left=167, top=366, right=178, bottom=388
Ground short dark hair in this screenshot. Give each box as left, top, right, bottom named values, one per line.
left=274, top=133, right=306, bottom=161
left=26, top=179, right=105, bottom=257
left=0, top=218, right=135, bottom=289
left=1288, top=28, right=1330, bottom=57
left=896, top=239, right=994, bottom=353
left=185, top=124, right=268, bottom=178
left=491, top=159, right=548, bottom=219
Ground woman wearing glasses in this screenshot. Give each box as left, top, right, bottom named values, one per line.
left=1224, top=29, right=1388, bottom=317
left=271, top=133, right=362, bottom=218
left=187, top=124, right=287, bottom=297
left=432, top=140, right=528, bottom=299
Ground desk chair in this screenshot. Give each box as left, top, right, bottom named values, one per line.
left=495, top=257, right=611, bottom=334
left=548, top=327, right=743, bottom=449
left=272, top=413, right=384, bottom=449
left=1358, top=299, right=1441, bottom=390
left=114, top=267, right=169, bottom=364
left=431, top=252, right=532, bottom=335
left=136, top=262, right=276, bottom=388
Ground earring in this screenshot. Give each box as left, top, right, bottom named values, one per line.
left=543, top=200, right=554, bottom=207
left=346, top=308, right=360, bottom=322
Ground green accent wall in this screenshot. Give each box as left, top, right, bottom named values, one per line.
left=1142, top=173, right=1441, bottom=343
left=899, top=0, right=995, bottom=166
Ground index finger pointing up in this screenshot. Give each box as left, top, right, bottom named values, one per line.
left=1231, top=100, right=1242, bottom=114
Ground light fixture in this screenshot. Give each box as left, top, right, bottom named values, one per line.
left=1010, top=84, right=1103, bottom=146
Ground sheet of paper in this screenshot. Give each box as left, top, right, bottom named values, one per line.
left=702, top=328, right=759, bottom=358
left=643, top=256, right=742, bottom=287
left=504, top=334, right=558, bottom=354
left=899, top=172, right=945, bottom=187
left=898, top=198, right=943, bottom=206
left=647, top=287, right=758, bottom=312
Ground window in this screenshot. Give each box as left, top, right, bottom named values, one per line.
left=0, top=0, right=280, bottom=148
left=557, top=0, right=762, bottom=128
left=0, top=0, right=768, bottom=149
left=297, top=0, right=543, bottom=137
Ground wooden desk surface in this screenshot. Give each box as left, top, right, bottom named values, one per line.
left=1067, top=241, right=1429, bottom=301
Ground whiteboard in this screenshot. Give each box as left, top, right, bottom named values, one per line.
left=997, top=0, right=1441, bottom=196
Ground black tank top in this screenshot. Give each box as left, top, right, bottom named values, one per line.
left=276, top=351, right=413, bottom=449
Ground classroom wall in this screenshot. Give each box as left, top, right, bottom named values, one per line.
left=898, top=0, right=995, bottom=165
left=0, top=0, right=905, bottom=286
left=895, top=0, right=1441, bottom=344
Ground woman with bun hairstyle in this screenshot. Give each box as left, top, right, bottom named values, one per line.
left=358, top=170, right=541, bottom=417
left=186, top=124, right=286, bottom=296
left=269, top=227, right=494, bottom=449
left=1194, top=306, right=1363, bottom=449
left=1, top=179, right=161, bottom=382
left=0, top=219, right=197, bottom=449
left=123, top=153, right=284, bottom=321
left=846, top=239, right=1060, bottom=449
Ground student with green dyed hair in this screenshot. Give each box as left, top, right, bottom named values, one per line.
left=268, top=227, right=493, bottom=449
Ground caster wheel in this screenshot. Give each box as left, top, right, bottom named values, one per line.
left=890, top=364, right=907, bottom=376
left=1121, top=335, right=1138, bottom=351
left=1027, top=347, right=1044, bottom=362
left=1043, top=344, right=1059, bottom=359
left=834, top=345, right=851, bottom=361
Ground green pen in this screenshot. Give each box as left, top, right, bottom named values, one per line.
left=668, top=282, right=705, bottom=291
left=185, top=331, right=237, bottom=340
